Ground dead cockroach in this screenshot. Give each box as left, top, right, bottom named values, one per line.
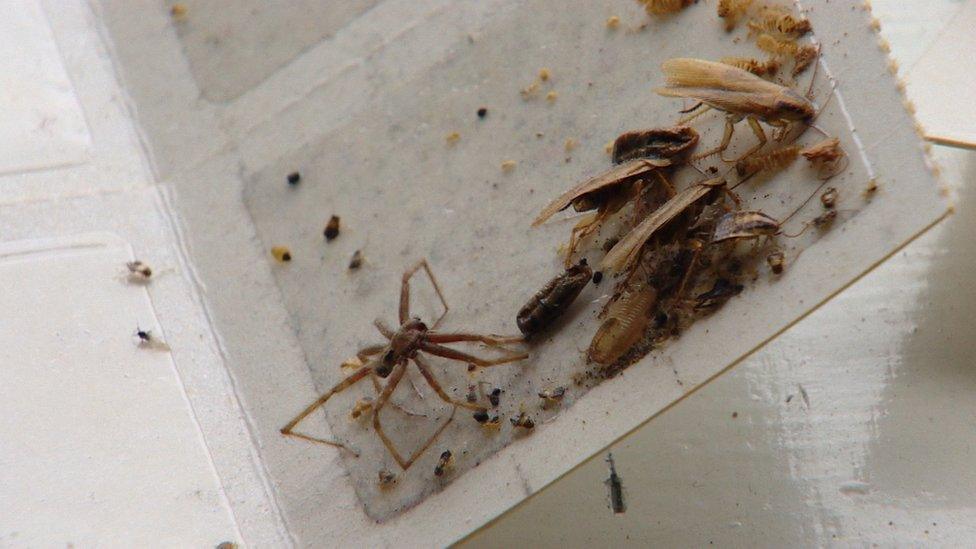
left=348, top=250, right=364, bottom=270
left=324, top=215, right=341, bottom=240
left=280, top=259, right=527, bottom=470
left=711, top=210, right=780, bottom=243
left=601, top=177, right=726, bottom=272
left=588, top=275, right=656, bottom=365
left=378, top=469, right=397, bottom=488
left=516, top=259, right=593, bottom=337
left=820, top=187, right=838, bottom=209
left=720, top=56, right=780, bottom=77
left=538, top=386, right=567, bottom=405
left=639, top=0, right=692, bottom=16
left=801, top=137, right=846, bottom=178
left=533, top=159, right=671, bottom=267
left=434, top=450, right=454, bottom=477
left=717, top=0, right=753, bottom=31
left=655, top=58, right=815, bottom=161
left=694, top=278, right=744, bottom=310
left=766, top=250, right=786, bottom=274
left=734, top=144, right=800, bottom=177
left=126, top=260, right=152, bottom=281
left=511, top=412, right=536, bottom=430
left=611, top=126, right=699, bottom=164
left=747, top=6, right=812, bottom=38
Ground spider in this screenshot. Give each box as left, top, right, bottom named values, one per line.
left=281, top=259, right=528, bottom=470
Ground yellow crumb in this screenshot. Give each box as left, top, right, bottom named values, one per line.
left=270, top=246, right=292, bottom=263
left=606, top=15, right=620, bottom=29
left=546, top=91, right=558, bottom=102
left=501, top=160, right=517, bottom=172
left=604, top=140, right=614, bottom=155
left=341, top=356, right=364, bottom=370
left=446, top=131, right=461, bottom=145
left=170, top=3, right=187, bottom=19
left=539, top=68, right=551, bottom=81
left=564, top=138, right=577, bottom=152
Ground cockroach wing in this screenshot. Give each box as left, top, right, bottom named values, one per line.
left=601, top=178, right=721, bottom=271
left=660, top=58, right=785, bottom=94
left=532, top=159, right=669, bottom=227
left=711, top=210, right=780, bottom=242
left=654, top=87, right=782, bottom=120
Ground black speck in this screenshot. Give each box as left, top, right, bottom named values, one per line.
left=473, top=410, right=489, bottom=423
left=592, top=271, right=603, bottom=284
left=489, top=388, right=501, bottom=407
left=477, top=107, right=488, bottom=118
left=287, top=172, right=301, bottom=185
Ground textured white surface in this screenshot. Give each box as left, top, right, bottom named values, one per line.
left=0, top=0, right=90, bottom=175
left=0, top=234, right=237, bottom=547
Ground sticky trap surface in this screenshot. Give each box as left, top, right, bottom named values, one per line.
left=0, top=233, right=237, bottom=546
left=241, top=0, right=946, bottom=526
left=163, top=0, right=381, bottom=102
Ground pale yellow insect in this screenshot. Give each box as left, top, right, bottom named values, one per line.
left=639, top=0, right=693, bottom=16
left=588, top=276, right=657, bottom=365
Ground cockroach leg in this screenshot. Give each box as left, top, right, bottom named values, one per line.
left=420, top=341, right=529, bottom=368
left=677, top=103, right=712, bottom=125
left=280, top=363, right=374, bottom=455
left=721, top=117, right=768, bottom=163
left=413, top=355, right=486, bottom=411
left=692, top=117, right=736, bottom=160
left=401, top=259, right=449, bottom=328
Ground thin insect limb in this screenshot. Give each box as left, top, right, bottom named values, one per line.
left=679, top=101, right=704, bottom=114
left=280, top=364, right=374, bottom=455
left=371, top=363, right=411, bottom=468
left=357, top=344, right=387, bottom=361
left=692, top=117, right=736, bottom=160
left=374, top=318, right=395, bottom=339
left=677, top=103, right=712, bottom=125
left=564, top=211, right=602, bottom=267
left=425, top=332, right=525, bottom=346
left=403, top=406, right=456, bottom=469
left=673, top=240, right=703, bottom=302
left=401, top=259, right=450, bottom=329
left=721, top=117, right=768, bottom=163
left=412, top=354, right=487, bottom=411
left=367, top=372, right=428, bottom=418
left=420, top=342, right=529, bottom=368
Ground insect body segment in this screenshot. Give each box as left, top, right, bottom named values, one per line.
left=711, top=210, right=780, bottom=243
left=517, top=260, right=593, bottom=336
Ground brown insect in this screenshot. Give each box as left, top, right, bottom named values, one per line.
left=538, top=386, right=567, bottom=408
left=434, top=450, right=454, bottom=477
left=734, top=144, right=801, bottom=177
left=711, top=210, right=781, bottom=243
left=611, top=126, right=700, bottom=164
left=801, top=137, right=847, bottom=178
left=324, top=215, right=340, bottom=240
left=280, top=259, right=527, bottom=470
left=820, top=187, right=838, bottom=209
left=517, top=260, right=593, bottom=337
left=639, top=0, right=692, bottom=16
left=766, top=250, right=786, bottom=274
left=655, top=58, right=815, bottom=161
left=126, top=260, right=152, bottom=281
left=534, top=128, right=697, bottom=266
left=717, top=0, right=754, bottom=31
left=720, top=56, right=780, bottom=77
left=601, top=177, right=726, bottom=272
left=588, top=276, right=656, bottom=366
left=510, top=411, right=536, bottom=430
left=747, top=7, right=812, bottom=38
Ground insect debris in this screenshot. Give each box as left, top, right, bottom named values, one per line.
left=538, top=386, right=567, bottom=408
left=324, top=215, right=341, bottom=241
left=717, top=0, right=753, bottom=31
left=766, top=249, right=786, bottom=274
left=280, top=259, right=527, bottom=470
left=639, top=0, right=693, bottom=16
left=655, top=58, right=815, bottom=162
left=378, top=469, right=397, bottom=488
left=271, top=246, right=292, bottom=262
left=516, top=260, right=593, bottom=337
left=134, top=326, right=170, bottom=351
left=605, top=453, right=626, bottom=514
left=820, top=187, right=838, bottom=209
left=510, top=411, right=536, bottom=430
left=348, top=250, right=363, bottom=270
left=489, top=387, right=502, bottom=407
left=720, top=56, right=780, bottom=78
left=125, top=260, right=153, bottom=282
left=434, top=450, right=454, bottom=477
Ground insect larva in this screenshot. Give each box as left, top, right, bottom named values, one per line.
left=516, top=260, right=593, bottom=337
left=717, top=0, right=753, bottom=31
left=720, top=56, right=780, bottom=77
left=735, top=145, right=800, bottom=177
left=611, top=126, right=699, bottom=164
left=588, top=278, right=657, bottom=365
left=756, top=33, right=800, bottom=57
left=748, top=7, right=812, bottom=38
left=640, top=0, right=692, bottom=16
